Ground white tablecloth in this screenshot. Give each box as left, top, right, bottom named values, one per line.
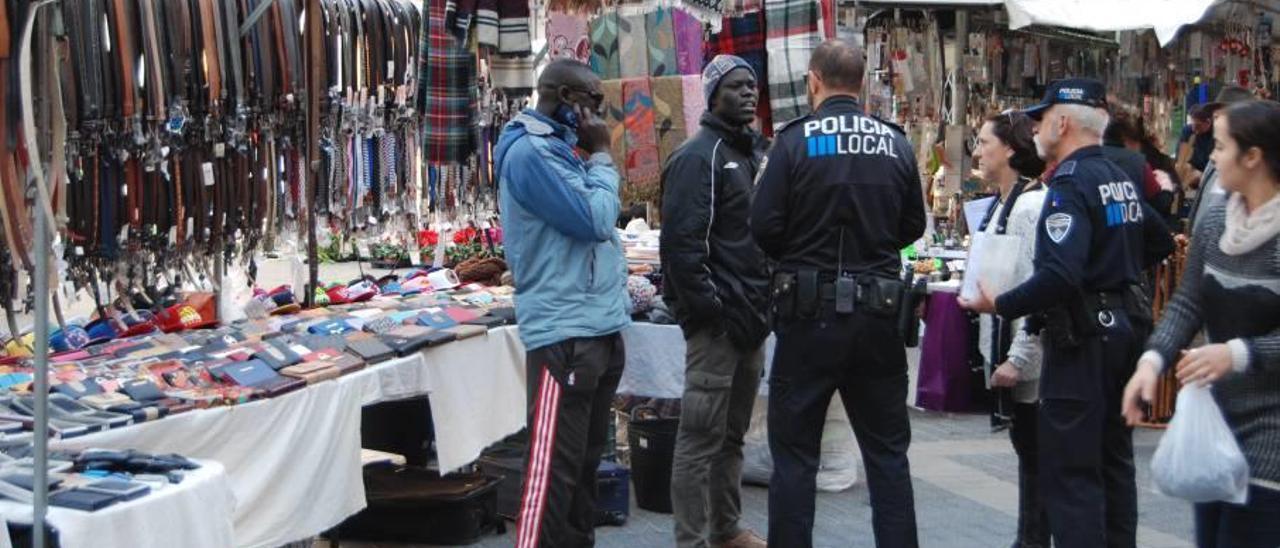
left=0, top=460, right=234, bottom=548
left=48, top=328, right=531, bottom=548
left=619, top=323, right=777, bottom=398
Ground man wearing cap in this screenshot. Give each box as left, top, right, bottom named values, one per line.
left=961, top=78, right=1173, bottom=548
left=752, top=39, right=925, bottom=548
left=1186, top=85, right=1255, bottom=233
left=661, top=54, right=770, bottom=548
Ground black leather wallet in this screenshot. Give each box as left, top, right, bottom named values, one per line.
left=345, top=337, right=394, bottom=363
left=120, top=379, right=168, bottom=403
left=49, top=488, right=122, bottom=511
left=463, top=315, right=506, bottom=328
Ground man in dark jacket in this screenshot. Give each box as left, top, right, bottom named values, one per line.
left=660, top=54, right=770, bottom=548
left=752, top=40, right=925, bottom=548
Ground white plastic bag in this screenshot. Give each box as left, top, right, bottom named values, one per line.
left=1151, top=384, right=1249, bottom=504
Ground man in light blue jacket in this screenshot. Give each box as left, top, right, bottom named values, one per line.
left=494, top=58, right=630, bottom=548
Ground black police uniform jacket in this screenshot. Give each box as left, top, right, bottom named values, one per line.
left=659, top=113, right=772, bottom=350
left=996, top=145, right=1175, bottom=321
left=751, top=95, right=927, bottom=278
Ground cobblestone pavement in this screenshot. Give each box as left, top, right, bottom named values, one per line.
left=326, top=409, right=1192, bottom=548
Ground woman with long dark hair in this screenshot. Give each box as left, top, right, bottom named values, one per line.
left=965, top=110, right=1049, bottom=548
left=1122, top=100, right=1280, bottom=547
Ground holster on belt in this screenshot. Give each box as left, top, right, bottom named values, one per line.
left=897, top=271, right=927, bottom=347
left=771, top=271, right=797, bottom=324
left=1043, top=306, right=1082, bottom=349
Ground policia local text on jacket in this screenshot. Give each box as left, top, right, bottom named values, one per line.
left=750, top=94, right=926, bottom=548
left=660, top=112, right=771, bottom=349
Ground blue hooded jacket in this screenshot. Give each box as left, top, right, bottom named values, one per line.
left=494, top=109, right=630, bottom=351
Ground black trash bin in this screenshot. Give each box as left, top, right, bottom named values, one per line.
left=627, top=417, right=679, bottom=513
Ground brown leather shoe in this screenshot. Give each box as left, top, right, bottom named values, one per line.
left=717, top=530, right=767, bottom=548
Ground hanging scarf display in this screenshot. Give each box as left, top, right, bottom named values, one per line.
left=590, top=13, right=622, bottom=80
left=651, top=76, right=689, bottom=169
left=673, top=9, right=706, bottom=76
left=646, top=8, right=679, bottom=77
left=619, top=14, right=651, bottom=78
left=682, top=74, right=708, bottom=137
left=710, top=10, right=772, bottom=134
left=764, top=0, right=821, bottom=128
left=601, top=79, right=629, bottom=181
left=622, top=77, right=661, bottom=189
left=547, top=11, right=592, bottom=62
left=420, top=0, right=480, bottom=164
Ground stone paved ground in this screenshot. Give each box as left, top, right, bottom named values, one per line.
left=326, top=403, right=1195, bottom=548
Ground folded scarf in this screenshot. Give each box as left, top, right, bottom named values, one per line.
left=601, top=79, right=628, bottom=180
left=590, top=13, right=622, bottom=80
left=681, top=75, right=707, bottom=138
left=711, top=11, right=772, bottom=134
left=619, top=14, right=650, bottom=78
left=547, top=11, right=591, bottom=62
left=489, top=55, right=536, bottom=94
left=651, top=76, right=688, bottom=170
left=673, top=9, right=706, bottom=75
left=622, top=77, right=660, bottom=188
left=765, top=0, right=821, bottom=128
left=419, top=0, right=479, bottom=164
left=1221, top=191, right=1280, bottom=255
left=646, top=8, right=678, bottom=77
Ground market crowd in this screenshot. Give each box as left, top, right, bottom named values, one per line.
left=494, top=37, right=1280, bottom=548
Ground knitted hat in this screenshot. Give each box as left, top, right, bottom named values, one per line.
left=702, top=55, right=756, bottom=107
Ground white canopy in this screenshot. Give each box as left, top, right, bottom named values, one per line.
left=1003, top=0, right=1223, bottom=45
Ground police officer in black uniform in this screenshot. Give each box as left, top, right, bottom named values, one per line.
left=751, top=39, right=925, bottom=548
left=962, top=78, right=1174, bottom=548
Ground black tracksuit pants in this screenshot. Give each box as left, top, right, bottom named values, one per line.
left=516, top=334, right=625, bottom=548
left=767, top=310, right=919, bottom=548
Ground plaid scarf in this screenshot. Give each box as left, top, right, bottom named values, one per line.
left=619, top=14, right=650, bottom=78
left=622, top=78, right=660, bottom=187
left=710, top=11, right=772, bottom=135
left=419, top=0, right=479, bottom=164
left=590, top=13, right=622, bottom=80
left=765, top=0, right=820, bottom=128
left=673, top=9, right=706, bottom=75
left=646, top=8, right=678, bottom=77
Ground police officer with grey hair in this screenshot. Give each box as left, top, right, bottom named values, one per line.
left=752, top=39, right=925, bottom=548
left=962, top=78, right=1174, bottom=548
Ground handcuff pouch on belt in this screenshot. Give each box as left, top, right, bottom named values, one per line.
left=771, top=269, right=905, bottom=323
left=1042, top=284, right=1149, bottom=349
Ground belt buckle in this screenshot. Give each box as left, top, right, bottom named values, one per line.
left=1097, top=310, right=1116, bottom=328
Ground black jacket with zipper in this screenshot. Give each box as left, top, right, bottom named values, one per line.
left=659, top=113, right=771, bottom=350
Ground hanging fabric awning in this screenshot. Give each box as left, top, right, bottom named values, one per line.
left=1003, top=0, right=1222, bottom=45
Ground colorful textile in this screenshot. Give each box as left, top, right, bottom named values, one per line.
left=600, top=79, right=628, bottom=180
left=646, top=8, right=678, bottom=77
left=622, top=78, right=660, bottom=186
left=547, top=12, right=591, bottom=62
left=490, top=55, right=536, bottom=93
left=651, top=76, right=688, bottom=170
left=589, top=13, right=621, bottom=80
left=673, top=9, right=706, bottom=75
left=681, top=75, right=707, bottom=136
left=711, top=11, right=772, bottom=134
left=469, top=0, right=530, bottom=54
left=419, top=0, right=479, bottom=163
left=619, top=14, right=650, bottom=78
left=765, top=0, right=821, bottom=128
left=685, top=0, right=723, bottom=20
left=725, top=0, right=763, bottom=13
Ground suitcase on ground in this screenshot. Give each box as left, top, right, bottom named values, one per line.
left=333, top=466, right=504, bottom=545
left=479, top=443, right=629, bottom=527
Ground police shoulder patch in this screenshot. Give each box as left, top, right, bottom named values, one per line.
left=1045, top=212, right=1073, bottom=243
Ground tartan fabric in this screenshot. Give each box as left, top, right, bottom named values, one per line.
left=619, top=14, right=650, bottom=78
left=710, top=10, right=772, bottom=135
left=652, top=76, right=688, bottom=169
left=646, top=8, right=678, bottom=77
left=765, top=0, right=820, bottom=128
left=590, top=13, right=621, bottom=80
left=622, top=77, right=660, bottom=187
left=490, top=55, right=536, bottom=93
left=419, top=0, right=479, bottom=164
left=601, top=79, right=628, bottom=180
left=673, top=9, right=706, bottom=76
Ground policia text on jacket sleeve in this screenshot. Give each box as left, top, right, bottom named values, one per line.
left=750, top=40, right=926, bottom=548
left=961, top=78, right=1175, bottom=548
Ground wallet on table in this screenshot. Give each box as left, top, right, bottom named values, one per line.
left=49, top=488, right=123, bottom=511
left=344, top=333, right=395, bottom=364
left=377, top=325, right=456, bottom=356
left=280, top=361, right=341, bottom=384
left=446, top=324, right=488, bottom=340
left=211, top=359, right=306, bottom=398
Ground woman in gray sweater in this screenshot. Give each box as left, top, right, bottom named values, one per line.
left=1122, top=100, right=1280, bottom=548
